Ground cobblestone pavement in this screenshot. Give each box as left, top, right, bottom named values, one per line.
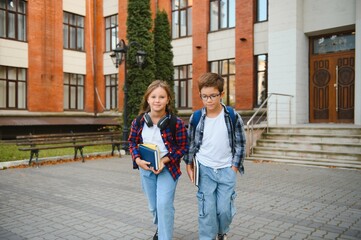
left=0, top=156, right=360, bottom=240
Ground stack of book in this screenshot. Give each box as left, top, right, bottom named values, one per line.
left=139, top=143, right=161, bottom=170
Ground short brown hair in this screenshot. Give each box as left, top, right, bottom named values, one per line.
left=198, top=72, right=224, bottom=93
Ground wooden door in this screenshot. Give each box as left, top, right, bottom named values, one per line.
left=310, top=52, right=354, bottom=123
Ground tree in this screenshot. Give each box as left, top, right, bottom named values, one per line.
left=153, top=10, right=176, bottom=113
left=126, top=0, right=155, bottom=126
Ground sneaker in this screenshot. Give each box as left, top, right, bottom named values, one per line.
left=153, top=229, right=158, bottom=240
left=216, top=233, right=228, bottom=240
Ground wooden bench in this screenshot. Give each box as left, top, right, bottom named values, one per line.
left=16, top=131, right=126, bottom=166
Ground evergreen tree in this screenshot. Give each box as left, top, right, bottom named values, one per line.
left=126, top=0, right=155, bottom=126
left=153, top=10, right=176, bottom=113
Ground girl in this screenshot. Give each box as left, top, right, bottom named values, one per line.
left=128, top=80, right=188, bottom=240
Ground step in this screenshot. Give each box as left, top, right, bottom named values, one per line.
left=247, top=154, right=361, bottom=165
left=257, top=139, right=361, bottom=154
left=252, top=146, right=361, bottom=161
left=263, top=133, right=361, bottom=144
left=246, top=155, right=361, bottom=169
left=268, top=126, right=361, bottom=135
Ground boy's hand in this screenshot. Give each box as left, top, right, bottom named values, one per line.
left=231, top=166, right=238, bottom=173
left=186, top=164, right=194, bottom=183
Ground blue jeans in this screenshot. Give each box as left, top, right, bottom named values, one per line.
left=139, top=167, right=178, bottom=240
left=197, top=163, right=237, bottom=240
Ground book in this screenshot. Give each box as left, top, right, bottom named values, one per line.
left=139, top=143, right=160, bottom=170
left=193, top=156, right=199, bottom=187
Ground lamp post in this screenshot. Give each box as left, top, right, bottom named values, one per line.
left=110, top=39, right=146, bottom=151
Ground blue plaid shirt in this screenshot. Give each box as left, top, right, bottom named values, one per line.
left=183, top=103, right=246, bottom=174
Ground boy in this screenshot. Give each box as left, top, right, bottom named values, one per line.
left=184, top=73, right=246, bottom=240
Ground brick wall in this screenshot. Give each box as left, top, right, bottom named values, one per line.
left=27, top=0, right=64, bottom=112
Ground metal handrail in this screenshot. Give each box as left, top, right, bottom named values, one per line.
left=246, top=93, right=294, bottom=157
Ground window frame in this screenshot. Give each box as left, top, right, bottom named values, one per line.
left=174, top=64, right=192, bottom=109
left=105, top=74, right=118, bottom=110
left=209, top=0, right=235, bottom=32
left=208, top=58, right=236, bottom=107
left=0, top=65, right=27, bottom=110
left=105, top=14, right=118, bottom=52
left=0, top=0, right=27, bottom=41
left=63, top=11, right=85, bottom=51
left=171, top=0, right=192, bottom=39
left=63, top=73, right=85, bottom=111
left=255, top=0, right=268, bottom=23
left=254, top=54, right=268, bottom=107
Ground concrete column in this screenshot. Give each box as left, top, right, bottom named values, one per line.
left=355, top=1, right=361, bottom=125
left=268, top=0, right=308, bottom=125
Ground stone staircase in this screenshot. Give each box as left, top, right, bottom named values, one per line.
left=246, top=125, right=361, bottom=169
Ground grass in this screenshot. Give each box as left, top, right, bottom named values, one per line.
left=0, top=143, right=114, bottom=162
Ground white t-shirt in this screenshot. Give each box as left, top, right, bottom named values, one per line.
left=142, top=124, right=168, bottom=157
left=196, top=109, right=232, bottom=169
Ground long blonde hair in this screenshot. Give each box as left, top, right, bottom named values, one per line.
left=139, top=80, right=174, bottom=114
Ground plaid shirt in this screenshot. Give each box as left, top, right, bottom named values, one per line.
left=128, top=115, right=188, bottom=180
left=183, top=103, right=246, bottom=174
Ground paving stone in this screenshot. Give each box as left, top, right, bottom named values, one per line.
left=0, top=156, right=360, bottom=239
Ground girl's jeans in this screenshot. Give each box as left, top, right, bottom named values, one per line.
left=197, top=163, right=237, bottom=240
left=140, top=167, right=178, bottom=240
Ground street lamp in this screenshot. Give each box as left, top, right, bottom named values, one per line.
left=110, top=39, right=146, bottom=151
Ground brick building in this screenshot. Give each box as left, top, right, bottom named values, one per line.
left=0, top=0, right=360, bottom=139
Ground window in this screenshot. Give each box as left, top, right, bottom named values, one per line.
left=174, top=64, right=192, bottom=109
left=0, top=0, right=27, bottom=41
left=209, top=59, right=235, bottom=106
left=210, top=0, right=235, bottom=31
left=63, top=12, right=84, bottom=51
left=105, top=15, right=118, bottom=52
left=172, top=0, right=192, bottom=39
left=256, top=0, right=268, bottom=22
left=312, top=33, right=355, bottom=55
left=255, top=54, right=267, bottom=107
left=0, top=66, right=27, bottom=109
left=63, top=73, right=84, bottom=110
left=105, top=74, right=118, bottom=110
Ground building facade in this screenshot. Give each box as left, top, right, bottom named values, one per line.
left=0, top=0, right=360, bottom=139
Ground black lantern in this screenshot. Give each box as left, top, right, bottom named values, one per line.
left=110, top=39, right=146, bottom=151
left=110, top=39, right=146, bottom=68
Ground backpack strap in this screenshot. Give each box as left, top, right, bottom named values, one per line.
left=190, top=109, right=202, bottom=128
left=226, top=106, right=236, bottom=127
left=191, top=106, right=236, bottom=128
left=169, top=114, right=177, bottom=141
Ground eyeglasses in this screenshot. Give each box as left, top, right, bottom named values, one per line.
left=200, top=93, right=221, bottom=101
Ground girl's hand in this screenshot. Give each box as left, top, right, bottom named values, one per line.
left=153, top=156, right=170, bottom=174
left=135, top=158, right=152, bottom=171
left=152, top=160, right=165, bottom=174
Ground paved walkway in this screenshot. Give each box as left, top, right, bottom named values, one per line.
left=0, top=156, right=360, bottom=240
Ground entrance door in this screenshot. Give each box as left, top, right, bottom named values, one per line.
left=310, top=52, right=355, bottom=123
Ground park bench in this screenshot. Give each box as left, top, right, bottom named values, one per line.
left=16, top=131, right=126, bottom=166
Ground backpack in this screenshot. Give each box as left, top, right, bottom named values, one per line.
left=190, top=106, right=238, bottom=158
left=136, top=113, right=177, bottom=140
left=190, top=106, right=236, bottom=129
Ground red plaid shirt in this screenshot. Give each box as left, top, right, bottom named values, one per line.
left=128, top=115, right=188, bottom=180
